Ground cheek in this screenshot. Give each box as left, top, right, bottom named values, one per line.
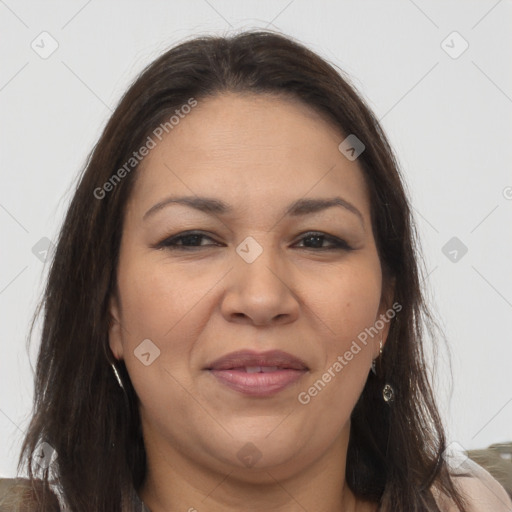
left=114, top=255, right=223, bottom=390
left=116, top=255, right=216, bottom=338
left=298, top=258, right=381, bottom=402
left=304, top=258, right=382, bottom=347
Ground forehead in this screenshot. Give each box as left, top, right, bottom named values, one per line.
left=127, top=93, right=371, bottom=222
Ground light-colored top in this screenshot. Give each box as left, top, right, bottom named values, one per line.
left=434, top=458, right=512, bottom=512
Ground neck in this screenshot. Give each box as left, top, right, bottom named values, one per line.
left=137, top=422, right=368, bottom=512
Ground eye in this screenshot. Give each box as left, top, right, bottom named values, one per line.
left=293, top=231, right=353, bottom=251
left=154, top=231, right=221, bottom=250
left=154, top=230, right=353, bottom=252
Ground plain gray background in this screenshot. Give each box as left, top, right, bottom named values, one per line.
left=1, top=0, right=511, bottom=477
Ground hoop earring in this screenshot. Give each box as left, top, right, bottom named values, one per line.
left=111, top=362, right=125, bottom=392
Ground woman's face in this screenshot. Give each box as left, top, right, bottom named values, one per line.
left=109, top=92, right=393, bottom=481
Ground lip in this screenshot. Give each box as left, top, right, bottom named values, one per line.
left=208, top=368, right=307, bottom=397
left=204, top=349, right=309, bottom=397
left=204, top=349, right=309, bottom=371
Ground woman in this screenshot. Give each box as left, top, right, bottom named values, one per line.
left=8, top=30, right=511, bottom=511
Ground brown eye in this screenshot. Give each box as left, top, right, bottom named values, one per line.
left=155, top=231, right=221, bottom=250
left=294, top=232, right=353, bottom=251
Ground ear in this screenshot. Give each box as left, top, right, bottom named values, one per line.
left=375, top=274, right=397, bottom=354
left=379, top=274, right=396, bottom=313
left=108, top=293, right=125, bottom=361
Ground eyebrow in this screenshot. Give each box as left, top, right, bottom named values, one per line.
left=143, top=195, right=365, bottom=228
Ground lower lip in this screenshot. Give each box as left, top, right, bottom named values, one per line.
left=207, top=369, right=307, bottom=397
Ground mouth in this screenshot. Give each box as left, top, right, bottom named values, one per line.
left=204, top=349, right=309, bottom=397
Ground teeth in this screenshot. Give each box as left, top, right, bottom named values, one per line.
left=244, top=366, right=279, bottom=373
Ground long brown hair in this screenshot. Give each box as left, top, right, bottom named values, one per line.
left=16, top=30, right=468, bottom=511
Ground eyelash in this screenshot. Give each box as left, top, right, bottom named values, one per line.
left=154, top=230, right=353, bottom=252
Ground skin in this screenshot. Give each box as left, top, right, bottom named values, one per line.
left=108, top=93, right=395, bottom=512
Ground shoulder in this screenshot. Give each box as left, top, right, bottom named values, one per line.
left=435, top=460, right=512, bottom=512
left=0, top=477, right=61, bottom=511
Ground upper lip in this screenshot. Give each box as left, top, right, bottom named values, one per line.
left=205, top=349, right=309, bottom=371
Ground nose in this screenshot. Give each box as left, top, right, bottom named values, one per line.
left=220, top=239, right=300, bottom=327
